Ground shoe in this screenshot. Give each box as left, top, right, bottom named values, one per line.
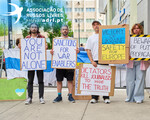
left=25, top=97, right=32, bottom=105
left=104, top=99, right=110, bottom=104
left=40, top=98, right=45, bottom=104
left=90, top=99, right=98, bottom=104
left=53, top=96, right=62, bottom=103
left=136, top=101, right=143, bottom=104
left=68, top=95, right=75, bottom=103
left=125, top=99, right=130, bottom=102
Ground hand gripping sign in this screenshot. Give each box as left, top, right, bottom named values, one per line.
left=98, top=25, right=129, bottom=64
left=130, top=35, right=150, bottom=61
left=77, top=64, right=116, bottom=96
left=51, top=38, right=77, bottom=69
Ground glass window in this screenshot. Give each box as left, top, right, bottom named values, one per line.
left=86, top=8, right=95, bottom=12
left=74, top=8, right=83, bottom=12
left=75, top=19, right=83, bottom=23
left=119, top=0, right=126, bottom=10
left=112, top=0, right=118, bottom=19
left=86, top=19, right=95, bottom=22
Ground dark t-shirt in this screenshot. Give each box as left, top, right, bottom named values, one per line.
left=79, top=47, right=85, bottom=51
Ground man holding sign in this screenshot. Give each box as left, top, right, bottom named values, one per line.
left=85, top=21, right=110, bottom=104
left=50, top=25, right=79, bottom=103
left=24, top=23, right=46, bottom=105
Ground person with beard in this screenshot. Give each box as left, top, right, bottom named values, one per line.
left=50, top=25, right=79, bottom=103
left=25, top=23, right=46, bottom=105
left=85, top=21, right=111, bottom=104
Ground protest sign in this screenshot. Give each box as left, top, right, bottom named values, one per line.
left=0, top=78, right=27, bottom=101
left=52, top=38, right=77, bottom=69
left=77, top=64, right=116, bottom=96
left=20, top=38, right=46, bottom=70
left=72, top=63, right=91, bottom=100
left=130, top=35, right=150, bottom=61
left=99, top=25, right=129, bottom=64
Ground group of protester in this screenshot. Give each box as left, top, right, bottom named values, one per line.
left=15, top=21, right=150, bottom=105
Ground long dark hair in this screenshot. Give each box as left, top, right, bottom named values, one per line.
left=16, top=38, right=20, bottom=46
left=29, top=23, right=40, bottom=34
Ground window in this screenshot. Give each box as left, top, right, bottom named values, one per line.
left=75, top=19, right=83, bottom=23
left=112, top=0, right=118, bottom=19
left=119, top=0, right=126, bottom=10
left=86, top=8, right=95, bottom=12
left=86, top=29, right=93, bottom=32
left=75, top=8, right=83, bottom=12
left=80, top=38, right=88, bottom=43
left=74, top=29, right=84, bottom=32
left=65, top=8, right=72, bottom=12
left=86, top=19, right=95, bottom=23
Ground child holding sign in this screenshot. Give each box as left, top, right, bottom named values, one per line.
left=125, top=23, right=150, bottom=104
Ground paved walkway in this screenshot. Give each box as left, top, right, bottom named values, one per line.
left=0, top=88, right=150, bottom=120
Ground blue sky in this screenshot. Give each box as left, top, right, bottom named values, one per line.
left=0, top=0, right=66, bottom=34
left=0, top=0, right=20, bottom=15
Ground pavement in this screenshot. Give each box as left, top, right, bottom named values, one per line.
left=0, top=87, right=150, bottom=120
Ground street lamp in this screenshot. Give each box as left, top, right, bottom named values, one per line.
left=7, top=0, right=13, bottom=48
left=77, top=1, right=81, bottom=47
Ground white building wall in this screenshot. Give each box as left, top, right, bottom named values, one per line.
left=137, top=0, right=148, bottom=34
left=112, top=0, right=130, bottom=25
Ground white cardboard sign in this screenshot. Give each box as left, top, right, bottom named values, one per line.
left=130, top=37, right=150, bottom=58
left=80, top=64, right=112, bottom=93
left=52, top=38, right=77, bottom=69
left=21, top=38, right=46, bottom=70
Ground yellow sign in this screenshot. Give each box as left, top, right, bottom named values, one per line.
left=102, top=44, right=126, bottom=60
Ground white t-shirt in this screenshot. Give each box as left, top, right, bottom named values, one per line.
left=85, top=33, right=99, bottom=61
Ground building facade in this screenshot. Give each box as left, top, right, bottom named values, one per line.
left=101, top=0, right=150, bottom=34
left=64, top=0, right=105, bottom=44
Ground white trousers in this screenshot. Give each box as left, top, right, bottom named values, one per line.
left=126, top=61, right=146, bottom=102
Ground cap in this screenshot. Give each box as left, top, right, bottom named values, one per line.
left=92, top=20, right=101, bottom=25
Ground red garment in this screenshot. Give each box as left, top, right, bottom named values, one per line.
left=26, top=34, right=45, bottom=38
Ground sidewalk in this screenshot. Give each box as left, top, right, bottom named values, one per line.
left=0, top=88, right=150, bottom=120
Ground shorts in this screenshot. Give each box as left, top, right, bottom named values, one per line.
left=56, top=69, right=74, bottom=81
left=95, top=61, right=108, bottom=65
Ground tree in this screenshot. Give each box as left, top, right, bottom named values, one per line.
left=47, top=7, right=73, bottom=49
left=0, top=22, right=8, bottom=36
left=21, top=27, right=29, bottom=38
left=19, top=0, right=73, bottom=49
left=0, top=48, right=3, bottom=56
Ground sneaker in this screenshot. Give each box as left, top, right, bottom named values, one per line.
left=25, top=97, right=32, bottom=105
left=136, top=101, right=143, bottom=104
left=90, top=99, right=98, bottom=104
left=40, top=98, right=45, bottom=104
left=53, top=96, right=62, bottom=103
left=125, top=99, right=130, bottom=102
left=104, top=99, right=110, bottom=104
left=68, top=95, right=75, bottom=103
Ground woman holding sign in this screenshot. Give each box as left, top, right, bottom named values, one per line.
left=125, top=23, right=150, bottom=104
